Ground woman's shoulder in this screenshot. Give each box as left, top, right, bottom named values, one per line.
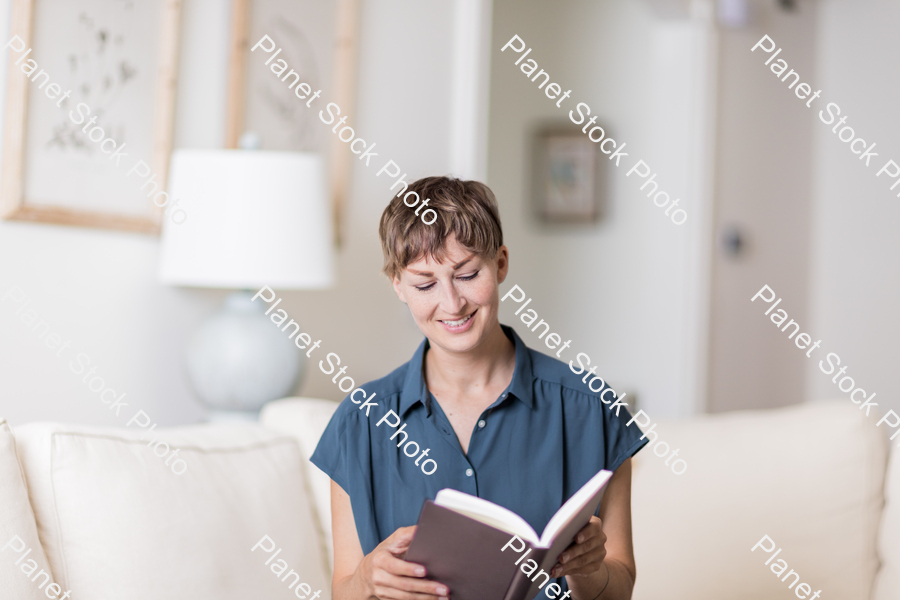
left=523, top=345, right=641, bottom=452
left=327, top=360, right=410, bottom=427
left=526, top=345, right=608, bottom=401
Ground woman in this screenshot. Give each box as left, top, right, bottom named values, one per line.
left=311, top=177, right=647, bottom=600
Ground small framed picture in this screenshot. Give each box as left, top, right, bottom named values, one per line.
left=531, top=125, right=606, bottom=223
left=1, top=0, right=183, bottom=233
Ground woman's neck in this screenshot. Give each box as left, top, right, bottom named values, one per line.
left=424, top=321, right=516, bottom=399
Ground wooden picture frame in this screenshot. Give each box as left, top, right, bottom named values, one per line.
left=225, top=0, right=359, bottom=246
left=531, top=124, right=606, bottom=223
left=0, top=0, right=183, bottom=234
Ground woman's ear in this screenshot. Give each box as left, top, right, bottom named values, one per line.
left=392, top=274, right=409, bottom=304
left=496, top=245, right=510, bottom=284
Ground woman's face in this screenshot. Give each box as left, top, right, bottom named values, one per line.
left=392, top=234, right=509, bottom=355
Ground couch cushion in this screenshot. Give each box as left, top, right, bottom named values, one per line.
left=0, top=419, right=55, bottom=600
left=261, top=397, right=340, bottom=570
left=874, top=425, right=900, bottom=600
left=13, top=421, right=330, bottom=599
left=631, top=401, right=885, bottom=600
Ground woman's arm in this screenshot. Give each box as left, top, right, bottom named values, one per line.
left=552, top=459, right=637, bottom=600
left=330, top=480, right=450, bottom=600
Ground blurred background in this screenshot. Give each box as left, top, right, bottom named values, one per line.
left=0, top=0, right=896, bottom=429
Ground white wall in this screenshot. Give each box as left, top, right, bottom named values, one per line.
left=807, top=0, right=900, bottom=418
left=489, top=0, right=716, bottom=418
left=279, top=0, right=459, bottom=403
left=0, top=0, right=462, bottom=426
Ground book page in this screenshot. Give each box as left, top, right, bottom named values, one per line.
left=539, top=470, right=613, bottom=546
left=435, top=489, right=539, bottom=545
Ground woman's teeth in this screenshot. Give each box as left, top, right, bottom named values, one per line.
left=442, top=314, right=473, bottom=327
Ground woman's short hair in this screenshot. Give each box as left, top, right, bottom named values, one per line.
left=378, top=176, right=504, bottom=279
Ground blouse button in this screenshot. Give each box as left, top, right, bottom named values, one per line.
left=466, top=468, right=474, bottom=477
left=477, top=420, right=486, bottom=428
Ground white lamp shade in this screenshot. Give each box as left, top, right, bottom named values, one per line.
left=158, top=150, right=334, bottom=289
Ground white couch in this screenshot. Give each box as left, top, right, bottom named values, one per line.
left=1, top=399, right=897, bottom=600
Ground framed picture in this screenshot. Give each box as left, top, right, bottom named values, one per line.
left=531, top=125, right=606, bottom=223
left=226, top=0, right=359, bottom=244
left=0, top=0, right=183, bottom=233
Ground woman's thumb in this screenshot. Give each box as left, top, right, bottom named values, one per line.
left=387, top=526, right=417, bottom=551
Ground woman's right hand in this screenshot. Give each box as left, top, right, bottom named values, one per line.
left=357, top=526, right=450, bottom=600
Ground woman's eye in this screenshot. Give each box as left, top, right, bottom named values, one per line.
left=414, top=271, right=477, bottom=290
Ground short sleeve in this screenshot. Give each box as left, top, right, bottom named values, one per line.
left=307, top=392, right=389, bottom=555
left=560, top=385, right=648, bottom=489
left=550, top=387, right=647, bottom=600
left=601, top=393, right=648, bottom=473
left=309, top=398, right=356, bottom=493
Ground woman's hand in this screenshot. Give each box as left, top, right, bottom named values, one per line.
left=358, top=526, right=450, bottom=600
left=550, top=516, right=607, bottom=578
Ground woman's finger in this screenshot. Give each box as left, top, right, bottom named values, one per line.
left=380, top=553, right=431, bottom=579
left=557, top=548, right=607, bottom=577
left=560, top=531, right=605, bottom=563
left=372, top=586, right=448, bottom=600
left=373, top=570, right=450, bottom=598
left=573, top=517, right=603, bottom=544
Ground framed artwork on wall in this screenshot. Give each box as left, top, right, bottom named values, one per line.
left=226, top=0, right=359, bottom=245
left=531, top=125, right=606, bottom=223
left=0, top=0, right=183, bottom=233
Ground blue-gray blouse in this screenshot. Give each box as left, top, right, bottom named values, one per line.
left=310, top=324, right=647, bottom=562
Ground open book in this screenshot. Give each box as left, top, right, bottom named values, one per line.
left=405, top=469, right=613, bottom=600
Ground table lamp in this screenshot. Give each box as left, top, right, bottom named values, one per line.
left=158, top=150, right=334, bottom=420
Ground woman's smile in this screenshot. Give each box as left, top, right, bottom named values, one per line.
left=438, top=309, right=477, bottom=333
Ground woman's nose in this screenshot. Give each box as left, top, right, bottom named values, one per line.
left=441, top=283, right=466, bottom=313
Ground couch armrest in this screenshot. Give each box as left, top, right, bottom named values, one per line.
left=261, top=397, right=340, bottom=571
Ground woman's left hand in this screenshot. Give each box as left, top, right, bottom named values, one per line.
left=550, top=516, right=607, bottom=578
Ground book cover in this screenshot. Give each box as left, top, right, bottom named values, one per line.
left=404, top=469, right=613, bottom=600
left=406, top=501, right=522, bottom=600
